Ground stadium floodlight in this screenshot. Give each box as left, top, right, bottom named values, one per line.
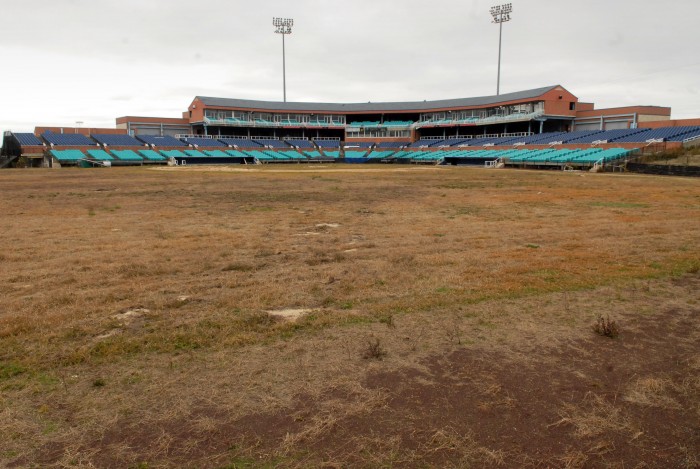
left=273, top=17, right=294, bottom=102
left=490, top=3, right=512, bottom=96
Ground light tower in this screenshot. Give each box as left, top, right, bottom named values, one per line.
left=273, top=17, right=294, bottom=102
left=490, top=3, right=512, bottom=96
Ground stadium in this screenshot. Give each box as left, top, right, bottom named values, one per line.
left=2, top=84, right=700, bottom=172
left=1, top=1, right=700, bottom=468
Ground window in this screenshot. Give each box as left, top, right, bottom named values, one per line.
left=569, top=102, right=576, bottom=111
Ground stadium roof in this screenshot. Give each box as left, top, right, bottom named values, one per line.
left=195, top=85, right=563, bottom=113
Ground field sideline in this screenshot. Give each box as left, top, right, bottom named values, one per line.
left=1, top=165, right=699, bottom=468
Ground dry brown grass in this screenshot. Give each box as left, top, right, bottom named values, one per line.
left=0, top=165, right=699, bottom=467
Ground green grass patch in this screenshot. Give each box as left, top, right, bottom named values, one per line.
left=0, top=362, right=26, bottom=380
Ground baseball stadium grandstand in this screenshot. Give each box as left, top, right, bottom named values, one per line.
left=3, top=85, right=700, bottom=170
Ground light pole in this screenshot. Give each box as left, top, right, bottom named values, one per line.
left=273, top=17, right=294, bottom=102
left=490, top=3, right=512, bottom=96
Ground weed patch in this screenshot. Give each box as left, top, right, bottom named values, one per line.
left=593, top=315, right=620, bottom=338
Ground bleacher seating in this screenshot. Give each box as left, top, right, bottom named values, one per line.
left=86, top=149, right=113, bottom=161
left=366, top=150, right=394, bottom=160
left=49, top=149, right=85, bottom=162
left=91, top=134, right=143, bottom=147
left=286, top=138, right=314, bottom=148
left=344, top=142, right=375, bottom=149
left=614, top=126, right=700, bottom=143
left=225, top=149, right=249, bottom=157
left=428, top=138, right=470, bottom=147
left=566, top=128, right=647, bottom=144
left=218, top=137, right=262, bottom=147
left=137, top=135, right=187, bottom=147
left=508, top=132, right=568, bottom=145
left=314, top=140, right=340, bottom=148
left=111, top=150, right=143, bottom=161
left=160, top=150, right=186, bottom=158
left=253, top=138, right=291, bottom=148
left=409, top=138, right=440, bottom=148
left=203, top=150, right=229, bottom=157
left=182, top=137, right=226, bottom=148
left=42, top=132, right=96, bottom=146
left=184, top=150, right=206, bottom=157
left=344, top=150, right=369, bottom=158
left=14, top=133, right=44, bottom=146
left=138, top=150, right=166, bottom=161
left=283, top=150, right=306, bottom=160
left=376, top=141, right=409, bottom=148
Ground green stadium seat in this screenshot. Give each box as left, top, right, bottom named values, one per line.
left=184, top=150, right=206, bottom=157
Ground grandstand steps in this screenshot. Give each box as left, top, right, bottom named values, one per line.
left=0, top=155, right=19, bottom=169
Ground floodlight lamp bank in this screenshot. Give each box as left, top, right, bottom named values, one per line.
left=273, top=17, right=294, bottom=34
left=490, top=3, right=512, bottom=23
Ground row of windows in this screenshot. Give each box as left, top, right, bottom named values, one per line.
left=346, top=129, right=410, bottom=138
left=420, top=102, right=544, bottom=122
left=204, top=111, right=346, bottom=125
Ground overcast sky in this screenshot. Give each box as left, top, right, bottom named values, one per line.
left=1, top=0, right=699, bottom=133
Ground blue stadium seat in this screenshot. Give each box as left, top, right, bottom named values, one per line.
left=136, top=135, right=187, bottom=147
left=182, top=137, right=226, bottom=147
left=219, top=137, right=263, bottom=148
left=92, top=134, right=144, bottom=147
left=42, top=132, right=96, bottom=146
left=14, top=133, right=44, bottom=146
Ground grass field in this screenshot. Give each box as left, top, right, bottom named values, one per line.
left=1, top=165, right=699, bottom=468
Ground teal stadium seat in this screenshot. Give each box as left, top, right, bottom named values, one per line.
left=138, top=150, right=166, bottom=161
left=50, top=149, right=85, bottom=162
left=86, top=149, right=113, bottom=160
left=111, top=150, right=143, bottom=161
left=203, top=150, right=228, bottom=157
left=160, top=150, right=186, bottom=158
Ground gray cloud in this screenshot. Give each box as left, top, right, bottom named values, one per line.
left=1, top=0, right=698, bottom=133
